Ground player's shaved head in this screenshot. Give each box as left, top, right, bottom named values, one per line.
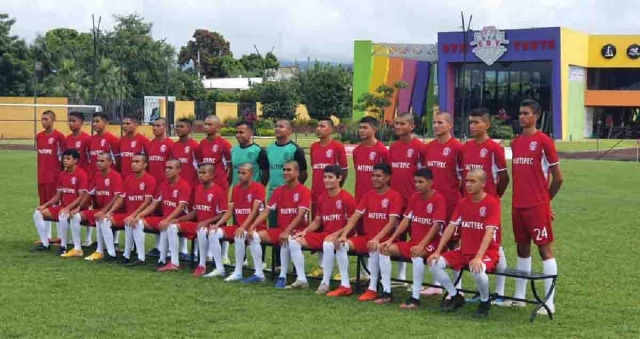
left=205, top=115, right=221, bottom=125
left=396, top=112, right=416, bottom=125
left=239, top=162, right=254, bottom=173
left=436, top=111, right=453, bottom=124
left=199, top=163, right=215, bottom=174
left=468, top=168, right=487, bottom=183
left=469, top=108, right=491, bottom=124
left=97, top=153, right=112, bottom=162
left=285, top=160, right=300, bottom=171
left=42, top=110, right=56, bottom=120
left=277, top=119, right=292, bottom=129
left=167, top=159, right=182, bottom=168
left=154, top=117, right=167, bottom=126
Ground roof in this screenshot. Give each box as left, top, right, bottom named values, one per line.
left=201, top=77, right=263, bottom=90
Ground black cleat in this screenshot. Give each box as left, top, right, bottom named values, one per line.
left=400, top=297, right=421, bottom=309
left=58, top=247, right=68, bottom=256
left=31, top=244, right=51, bottom=252
left=474, top=301, right=491, bottom=318
left=146, top=248, right=160, bottom=257
left=121, top=257, right=132, bottom=265
left=125, top=260, right=146, bottom=267
left=155, top=261, right=166, bottom=269
left=441, top=293, right=466, bottom=312
left=105, top=254, right=119, bottom=262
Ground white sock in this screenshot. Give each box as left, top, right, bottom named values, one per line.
left=33, top=210, right=49, bottom=247
left=542, top=258, right=558, bottom=308
left=85, top=226, right=93, bottom=243
left=396, top=261, right=407, bottom=280
left=412, top=257, right=425, bottom=300
left=101, top=219, right=116, bottom=257
left=233, top=233, right=247, bottom=275
left=279, top=246, right=290, bottom=279
left=70, top=213, right=82, bottom=250
left=472, top=264, right=490, bottom=302
left=180, top=237, right=188, bottom=255
left=114, top=230, right=120, bottom=245
left=158, top=230, right=168, bottom=264
left=222, top=241, right=230, bottom=260
left=197, top=228, right=208, bottom=267
left=124, top=226, right=133, bottom=259
left=46, top=220, right=52, bottom=239
left=454, top=270, right=463, bottom=290
left=209, top=228, right=225, bottom=272
left=168, top=224, right=180, bottom=266
left=515, top=256, right=532, bottom=299
left=58, top=213, right=70, bottom=249
left=495, top=246, right=507, bottom=295
left=248, top=233, right=264, bottom=278
left=321, top=242, right=335, bottom=286
left=430, top=257, right=457, bottom=296
left=288, top=237, right=307, bottom=283
left=367, top=251, right=380, bottom=292
left=379, top=254, right=392, bottom=293
left=155, top=234, right=160, bottom=249
left=95, top=223, right=104, bottom=254
left=336, top=243, right=351, bottom=288
left=133, top=221, right=146, bottom=261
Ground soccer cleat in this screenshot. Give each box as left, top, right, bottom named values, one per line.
left=466, top=295, right=481, bottom=303
left=126, top=260, right=146, bottom=267
left=192, top=265, right=206, bottom=277
left=474, top=301, right=491, bottom=318
left=494, top=298, right=513, bottom=307
left=285, top=280, right=309, bottom=290
left=537, top=305, right=555, bottom=316
left=374, top=292, right=393, bottom=305
left=84, top=252, right=104, bottom=261
left=104, top=255, right=119, bottom=262
left=31, top=244, right=51, bottom=252
left=155, top=261, right=166, bottom=269
left=34, top=238, right=61, bottom=245
left=315, top=283, right=330, bottom=295
left=274, top=277, right=287, bottom=289
left=333, top=272, right=342, bottom=280
left=114, top=243, right=120, bottom=251
left=179, top=253, right=191, bottom=261
left=145, top=248, right=161, bottom=257
left=309, top=267, right=323, bottom=278
left=224, top=273, right=244, bottom=282
left=242, top=275, right=266, bottom=284
left=358, top=289, right=379, bottom=302
left=441, top=293, right=466, bottom=312
left=400, top=297, right=421, bottom=309
left=446, top=291, right=465, bottom=300
left=57, top=247, right=68, bottom=256
left=121, top=257, right=131, bottom=265
left=242, top=259, right=249, bottom=267
left=157, top=263, right=180, bottom=272
left=511, top=301, right=527, bottom=308
left=82, top=240, right=95, bottom=248
left=223, top=257, right=231, bottom=265
left=203, top=269, right=226, bottom=278
left=326, top=286, right=354, bottom=297
left=421, top=287, right=444, bottom=297
left=61, top=249, right=84, bottom=258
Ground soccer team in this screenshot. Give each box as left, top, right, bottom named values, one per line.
left=31, top=98, right=563, bottom=318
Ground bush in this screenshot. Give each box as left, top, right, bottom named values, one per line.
left=220, top=127, right=235, bottom=136
left=254, top=118, right=274, bottom=130
left=337, top=123, right=359, bottom=144
left=256, top=128, right=275, bottom=137
left=489, top=112, right=515, bottom=140
left=223, top=117, right=238, bottom=128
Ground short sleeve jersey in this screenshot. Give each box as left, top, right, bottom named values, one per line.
left=36, top=130, right=66, bottom=184
left=231, top=181, right=266, bottom=228
left=356, top=188, right=403, bottom=237
left=90, top=132, right=120, bottom=177
left=403, top=192, right=447, bottom=241
left=192, top=183, right=228, bottom=221
left=200, top=136, right=233, bottom=190
left=352, top=141, right=389, bottom=201
left=57, top=167, right=90, bottom=207
left=123, top=173, right=157, bottom=213
left=155, top=178, right=192, bottom=218
left=147, top=138, right=174, bottom=185
left=65, top=132, right=91, bottom=172
left=389, top=138, right=426, bottom=205
left=267, top=183, right=311, bottom=231
left=511, top=131, right=560, bottom=208
left=316, top=190, right=357, bottom=233
left=424, top=138, right=464, bottom=203
left=266, top=141, right=307, bottom=198
left=90, top=169, right=124, bottom=209
left=310, top=140, right=349, bottom=203
left=231, top=144, right=268, bottom=185
left=171, top=139, right=201, bottom=188
left=119, top=133, right=150, bottom=180
left=450, top=195, right=501, bottom=257
left=461, top=139, right=507, bottom=198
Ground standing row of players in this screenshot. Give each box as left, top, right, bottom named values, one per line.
left=32, top=98, right=563, bottom=317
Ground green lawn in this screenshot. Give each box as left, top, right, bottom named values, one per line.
left=554, top=139, right=638, bottom=153
left=1, top=151, right=639, bottom=338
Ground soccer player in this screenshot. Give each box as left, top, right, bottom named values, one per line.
left=35, top=110, right=66, bottom=244
left=172, top=118, right=201, bottom=188
left=79, top=153, right=123, bottom=261
left=510, top=99, right=563, bottom=315
left=266, top=120, right=308, bottom=198
left=147, top=118, right=174, bottom=185
left=32, top=149, right=89, bottom=257
left=134, top=159, right=192, bottom=271
left=246, top=161, right=311, bottom=287
left=207, top=163, right=266, bottom=281
left=333, top=163, right=403, bottom=300
left=352, top=116, right=389, bottom=201
left=461, top=108, right=509, bottom=299
left=65, top=111, right=91, bottom=173
left=428, top=169, right=501, bottom=318
left=102, top=154, right=157, bottom=265
left=287, top=165, right=356, bottom=293
left=119, top=115, right=149, bottom=180
left=422, top=111, right=464, bottom=296
left=378, top=168, right=446, bottom=307
left=230, top=121, right=269, bottom=186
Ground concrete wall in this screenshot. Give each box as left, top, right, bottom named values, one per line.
left=352, top=40, right=373, bottom=121
left=560, top=28, right=590, bottom=140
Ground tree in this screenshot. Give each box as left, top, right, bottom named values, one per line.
left=178, top=29, right=233, bottom=78
left=354, top=81, right=408, bottom=121
left=297, top=61, right=352, bottom=120
left=42, top=58, right=91, bottom=101
left=0, top=13, right=32, bottom=96
left=254, top=80, right=300, bottom=121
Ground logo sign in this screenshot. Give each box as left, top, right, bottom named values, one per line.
left=602, top=44, right=617, bottom=59
left=427, top=203, right=433, bottom=214
left=71, top=177, right=77, bottom=185
left=160, top=145, right=167, bottom=152
left=369, top=151, right=377, bottom=161
left=326, top=149, right=333, bottom=158
left=336, top=200, right=343, bottom=209
left=131, top=141, right=137, bottom=148
left=172, top=190, right=178, bottom=198
left=407, top=149, right=414, bottom=158
left=529, top=141, right=538, bottom=151
left=443, top=147, right=451, bottom=156
left=247, top=193, right=252, bottom=203
left=213, top=145, right=219, bottom=152
left=479, top=206, right=487, bottom=217
left=105, top=178, right=111, bottom=187
left=100, top=139, right=106, bottom=147
left=207, top=193, right=213, bottom=202
left=48, top=137, right=54, bottom=145
left=627, top=44, right=640, bottom=59
left=293, top=193, right=299, bottom=203
left=480, top=148, right=488, bottom=158
left=471, top=26, right=510, bottom=66
left=139, top=183, right=145, bottom=190
left=75, top=141, right=81, bottom=148
left=381, top=198, right=389, bottom=208
left=185, top=146, right=191, bottom=153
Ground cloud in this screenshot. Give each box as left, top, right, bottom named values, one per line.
left=4, top=0, right=640, bottom=62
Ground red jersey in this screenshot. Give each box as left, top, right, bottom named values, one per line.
left=123, top=173, right=157, bottom=213
left=90, top=132, right=120, bottom=177
left=389, top=138, right=425, bottom=205
left=90, top=169, right=124, bottom=209
left=65, top=132, right=91, bottom=172
left=403, top=191, right=447, bottom=241
left=231, top=181, right=266, bottom=228
left=119, top=133, right=150, bottom=180
left=316, top=189, right=356, bottom=233
left=424, top=138, right=464, bottom=203
left=192, top=183, right=228, bottom=221
left=511, top=131, right=560, bottom=208
left=267, top=183, right=311, bottom=231
left=450, top=194, right=501, bottom=257
left=155, top=178, right=192, bottom=218
left=200, top=136, right=232, bottom=191
left=147, top=137, right=174, bottom=185
left=356, top=188, right=403, bottom=237
left=352, top=141, right=389, bottom=200
left=310, top=140, right=349, bottom=203
left=461, top=139, right=507, bottom=198
left=36, top=130, right=66, bottom=184
left=57, top=167, right=90, bottom=207
left=172, top=139, right=201, bottom=188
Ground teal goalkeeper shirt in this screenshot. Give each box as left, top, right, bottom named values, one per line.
left=266, top=140, right=307, bottom=198
left=231, top=143, right=268, bottom=185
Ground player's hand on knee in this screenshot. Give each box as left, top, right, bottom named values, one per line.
left=234, top=227, right=246, bottom=239
left=336, top=235, right=347, bottom=247
left=410, top=246, right=425, bottom=258
left=278, top=232, right=289, bottom=247
left=470, top=257, right=483, bottom=273
left=367, top=239, right=379, bottom=252
left=380, top=240, right=391, bottom=251
left=427, top=253, right=440, bottom=266
left=294, top=231, right=306, bottom=241
left=197, top=222, right=209, bottom=230
left=158, top=219, right=171, bottom=231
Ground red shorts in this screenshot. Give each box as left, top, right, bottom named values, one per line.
left=38, top=183, right=57, bottom=205
left=263, top=228, right=283, bottom=243
left=441, top=249, right=498, bottom=272
left=46, top=206, right=66, bottom=221
left=222, top=225, right=266, bottom=239
left=396, top=239, right=440, bottom=259
left=512, top=204, right=554, bottom=246
left=110, top=213, right=129, bottom=229
left=143, top=216, right=164, bottom=231
left=304, top=231, right=332, bottom=250
left=80, top=209, right=99, bottom=226
left=177, top=222, right=199, bottom=238
left=348, top=235, right=391, bottom=254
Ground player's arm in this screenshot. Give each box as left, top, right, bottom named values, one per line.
left=548, top=165, right=563, bottom=200
left=38, top=191, right=62, bottom=210
left=279, top=207, right=308, bottom=246
left=158, top=202, right=188, bottom=231
left=296, top=215, right=322, bottom=239
left=469, top=227, right=497, bottom=273
left=213, top=202, right=234, bottom=228
left=337, top=211, right=363, bottom=241
left=174, top=209, right=197, bottom=223
left=428, top=222, right=457, bottom=265
left=384, top=216, right=411, bottom=244
left=338, top=146, right=349, bottom=187
left=258, top=148, right=270, bottom=186
left=497, top=170, right=510, bottom=198
left=103, top=195, right=125, bottom=218
left=248, top=205, right=271, bottom=233
left=64, top=190, right=89, bottom=215
left=416, top=221, right=443, bottom=249
left=225, top=144, right=233, bottom=185
left=135, top=199, right=160, bottom=220
left=495, top=145, right=509, bottom=197
left=294, top=146, right=308, bottom=184
left=368, top=215, right=399, bottom=251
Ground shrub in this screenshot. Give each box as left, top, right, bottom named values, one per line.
left=254, top=118, right=274, bottom=130
left=223, top=117, right=238, bottom=128
left=489, top=110, right=515, bottom=140
left=256, top=128, right=275, bottom=137
left=220, top=127, right=236, bottom=136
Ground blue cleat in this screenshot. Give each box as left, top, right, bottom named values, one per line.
left=242, top=275, right=266, bottom=284
left=179, top=253, right=191, bottom=261
left=274, top=277, right=287, bottom=289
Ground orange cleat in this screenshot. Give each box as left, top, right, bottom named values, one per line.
left=358, top=289, right=379, bottom=302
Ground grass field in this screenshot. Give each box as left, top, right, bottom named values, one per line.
left=1, top=151, right=639, bottom=338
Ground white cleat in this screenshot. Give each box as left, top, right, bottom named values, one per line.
left=494, top=299, right=514, bottom=307
left=512, top=301, right=527, bottom=308
left=203, top=270, right=226, bottom=278
left=537, top=305, right=555, bottom=315
left=224, top=273, right=243, bottom=282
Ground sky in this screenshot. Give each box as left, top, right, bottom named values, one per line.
left=4, top=0, right=639, bottom=62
